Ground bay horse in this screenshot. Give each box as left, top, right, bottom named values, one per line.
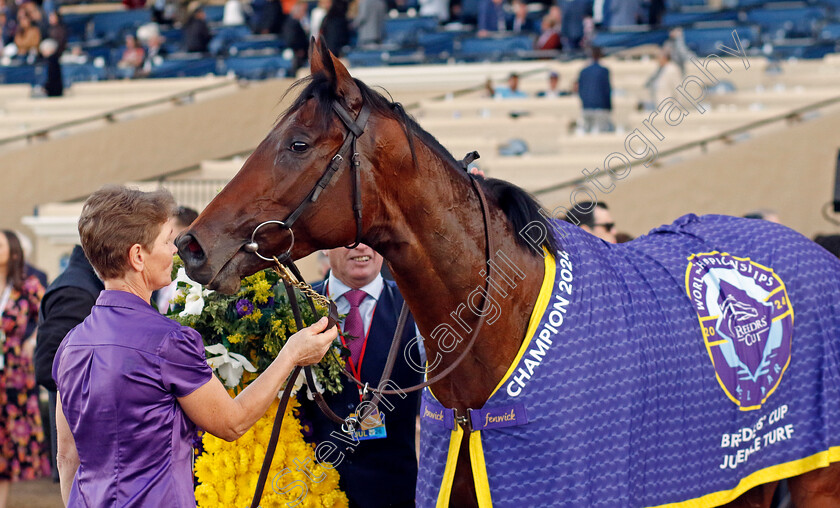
left=177, top=38, right=840, bottom=507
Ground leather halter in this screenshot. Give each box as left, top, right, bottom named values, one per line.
left=248, top=97, right=495, bottom=508
left=244, top=101, right=371, bottom=261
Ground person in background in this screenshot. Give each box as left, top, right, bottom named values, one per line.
left=283, top=1, right=309, bottom=75
left=534, top=13, right=561, bottom=50
left=575, top=46, right=613, bottom=133
left=351, top=0, right=386, bottom=47
left=645, top=47, right=681, bottom=108
left=0, top=231, right=50, bottom=507
left=0, top=10, right=14, bottom=47
left=510, top=0, right=529, bottom=33
left=490, top=72, right=528, bottom=99
left=647, top=0, right=666, bottom=27
left=814, top=234, right=840, bottom=259
left=34, top=245, right=104, bottom=484
left=182, top=1, right=212, bottom=53
left=663, top=27, right=694, bottom=73
left=477, top=0, right=505, bottom=37
left=254, top=0, right=285, bottom=35
left=743, top=209, right=781, bottom=224
left=320, top=0, right=349, bottom=55
left=310, top=0, right=329, bottom=40
left=117, top=34, right=145, bottom=76
left=536, top=71, right=569, bottom=97
left=223, top=0, right=249, bottom=25
left=300, top=243, right=422, bottom=508
left=53, top=186, right=337, bottom=506
left=559, top=0, right=591, bottom=50
left=562, top=201, right=617, bottom=243
left=606, top=0, right=641, bottom=28
left=40, top=38, right=63, bottom=97
left=46, top=11, right=65, bottom=55
left=14, top=12, right=40, bottom=58
left=419, top=0, right=448, bottom=23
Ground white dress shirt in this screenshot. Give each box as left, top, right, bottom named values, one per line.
left=327, top=272, right=384, bottom=337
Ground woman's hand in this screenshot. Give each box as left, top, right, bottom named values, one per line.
left=282, top=317, right=338, bottom=367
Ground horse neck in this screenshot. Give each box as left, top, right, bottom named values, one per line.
left=367, top=126, right=545, bottom=410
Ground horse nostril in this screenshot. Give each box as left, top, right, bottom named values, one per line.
left=177, top=234, right=206, bottom=264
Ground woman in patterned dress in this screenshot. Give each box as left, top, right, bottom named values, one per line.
left=0, top=230, right=49, bottom=507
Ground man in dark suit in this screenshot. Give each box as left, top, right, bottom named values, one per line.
left=300, top=243, right=422, bottom=508
left=34, top=245, right=104, bottom=482
left=576, top=46, right=613, bottom=133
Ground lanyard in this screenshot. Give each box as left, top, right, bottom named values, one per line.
left=327, top=282, right=380, bottom=402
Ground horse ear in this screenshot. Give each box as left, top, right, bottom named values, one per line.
left=329, top=52, right=363, bottom=112
left=309, top=36, right=333, bottom=78
left=309, top=37, right=362, bottom=112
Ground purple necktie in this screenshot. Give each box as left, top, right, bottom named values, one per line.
left=342, top=289, right=368, bottom=365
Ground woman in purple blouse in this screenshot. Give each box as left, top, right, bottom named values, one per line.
left=52, top=186, right=338, bottom=507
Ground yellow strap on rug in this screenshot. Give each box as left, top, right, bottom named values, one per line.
left=469, top=430, right=493, bottom=508
left=436, top=424, right=464, bottom=508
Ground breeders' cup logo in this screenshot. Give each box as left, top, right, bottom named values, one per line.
left=685, top=252, right=793, bottom=411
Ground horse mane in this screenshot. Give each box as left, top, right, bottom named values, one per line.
left=280, top=74, right=560, bottom=254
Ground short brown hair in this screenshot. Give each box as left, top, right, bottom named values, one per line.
left=78, top=185, right=176, bottom=280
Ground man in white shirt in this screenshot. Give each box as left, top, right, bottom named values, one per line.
left=301, top=243, right=423, bottom=508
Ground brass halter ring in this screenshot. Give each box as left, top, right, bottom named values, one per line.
left=244, top=220, right=295, bottom=262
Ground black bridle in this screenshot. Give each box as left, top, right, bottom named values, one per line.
left=244, top=101, right=371, bottom=262
left=247, top=98, right=494, bottom=508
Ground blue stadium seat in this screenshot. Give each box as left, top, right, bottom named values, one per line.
left=384, top=16, right=439, bottom=45
left=455, top=35, right=534, bottom=62
left=208, top=25, right=254, bottom=55
left=345, top=50, right=387, bottom=67
left=745, top=7, right=827, bottom=39
left=62, top=13, right=92, bottom=43
left=820, top=22, right=840, bottom=40
left=683, top=26, right=757, bottom=56
left=228, top=35, right=284, bottom=55
left=147, top=56, right=218, bottom=78
left=418, top=32, right=457, bottom=57
left=0, top=65, right=37, bottom=85
left=204, top=5, right=225, bottom=23
left=222, top=55, right=292, bottom=79
left=90, top=10, right=151, bottom=41
left=771, top=41, right=837, bottom=59
left=62, top=63, right=107, bottom=87
left=591, top=29, right=668, bottom=49
left=662, top=10, right=737, bottom=27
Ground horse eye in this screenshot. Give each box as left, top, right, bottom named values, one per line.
left=290, top=141, right=309, bottom=152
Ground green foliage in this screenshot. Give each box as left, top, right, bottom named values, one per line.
left=168, top=258, right=348, bottom=395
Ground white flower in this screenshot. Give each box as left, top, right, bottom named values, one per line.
left=174, top=267, right=210, bottom=317
left=180, top=285, right=205, bottom=317
left=205, top=343, right=257, bottom=387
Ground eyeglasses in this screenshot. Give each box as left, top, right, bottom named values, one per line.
left=594, top=222, right=615, bottom=231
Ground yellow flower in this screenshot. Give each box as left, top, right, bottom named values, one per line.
left=245, top=309, right=263, bottom=322
left=250, top=278, right=273, bottom=305
left=228, top=333, right=244, bottom=344
left=195, top=399, right=348, bottom=507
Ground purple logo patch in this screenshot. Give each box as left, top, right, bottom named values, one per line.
left=685, top=252, right=793, bottom=411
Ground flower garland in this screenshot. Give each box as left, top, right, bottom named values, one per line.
left=167, top=257, right=349, bottom=508
left=194, top=398, right=347, bottom=508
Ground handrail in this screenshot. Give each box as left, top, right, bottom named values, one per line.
left=0, top=78, right=239, bottom=148
left=531, top=92, right=840, bottom=197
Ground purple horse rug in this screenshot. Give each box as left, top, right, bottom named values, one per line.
left=416, top=214, right=840, bottom=508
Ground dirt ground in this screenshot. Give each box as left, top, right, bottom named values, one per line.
left=9, top=478, right=63, bottom=508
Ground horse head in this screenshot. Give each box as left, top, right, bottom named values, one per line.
left=177, top=37, right=409, bottom=293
